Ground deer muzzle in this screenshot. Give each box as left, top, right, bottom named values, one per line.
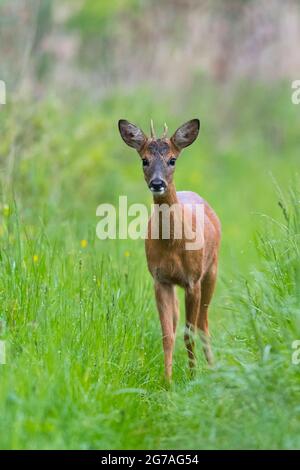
left=149, top=178, right=167, bottom=195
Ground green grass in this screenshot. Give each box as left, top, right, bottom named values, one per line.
left=0, top=82, right=299, bottom=449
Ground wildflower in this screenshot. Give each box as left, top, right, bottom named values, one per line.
left=124, top=250, right=130, bottom=257
left=80, top=239, right=88, bottom=249
left=33, top=254, right=39, bottom=263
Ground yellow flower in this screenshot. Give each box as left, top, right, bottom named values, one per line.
left=124, top=250, right=130, bottom=257
left=3, top=204, right=10, bottom=217
left=80, top=239, right=88, bottom=249
left=33, top=254, right=39, bottom=263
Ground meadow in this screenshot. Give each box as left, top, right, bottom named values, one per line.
left=0, top=81, right=299, bottom=449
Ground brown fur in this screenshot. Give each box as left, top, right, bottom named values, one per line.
left=118, top=119, right=221, bottom=380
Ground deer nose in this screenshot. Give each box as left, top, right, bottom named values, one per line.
left=149, top=179, right=166, bottom=193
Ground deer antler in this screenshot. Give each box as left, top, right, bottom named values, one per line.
left=162, top=122, right=168, bottom=139
left=150, top=119, right=156, bottom=139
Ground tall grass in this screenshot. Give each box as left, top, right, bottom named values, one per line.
left=0, top=85, right=299, bottom=448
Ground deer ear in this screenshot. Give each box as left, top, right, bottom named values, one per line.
left=118, top=120, right=147, bottom=151
left=171, top=119, right=200, bottom=150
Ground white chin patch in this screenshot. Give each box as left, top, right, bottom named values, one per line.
left=150, top=187, right=166, bottom=195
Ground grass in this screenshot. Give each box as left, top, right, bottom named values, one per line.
left=0, top=82, right=299, bottom=449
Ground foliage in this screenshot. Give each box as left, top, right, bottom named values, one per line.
left=0, top=81, right=300, bottom=449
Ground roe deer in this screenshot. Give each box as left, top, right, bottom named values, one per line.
left=118, top=118, right=221, bottom=381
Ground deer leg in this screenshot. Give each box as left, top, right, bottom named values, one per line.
left=198, top=259, right=218, bottom=365
left=154, top=281, right=176, bottom=381
left=172, top=289, right=179, bottom=335
left=184, top=280, right=201, bottom=371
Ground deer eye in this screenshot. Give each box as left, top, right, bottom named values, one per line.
left=169, top=158, right=176, bottom=166
left=142, top=158, right=149, bottom=167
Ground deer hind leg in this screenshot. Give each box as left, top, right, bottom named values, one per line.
left=198, top=259, right=218, bottom=365
left=154, top=281, right=177, bottom=381
left=184, top=280, right=201, bottom=372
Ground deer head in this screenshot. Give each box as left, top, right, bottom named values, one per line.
left=118, top=119, right=200, bottom=196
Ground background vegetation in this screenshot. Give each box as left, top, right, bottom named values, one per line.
left=0, top=0, right=299, bottom=449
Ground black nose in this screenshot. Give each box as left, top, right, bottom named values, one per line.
left=149, top=179, right=166, bottom=191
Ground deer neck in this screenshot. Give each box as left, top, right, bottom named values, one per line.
left=152, top=182, right=184, bottom=246
left=152, top=182, right=178, bottom=206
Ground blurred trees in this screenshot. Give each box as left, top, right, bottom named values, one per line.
left=1, top=0, right=300, bottom=97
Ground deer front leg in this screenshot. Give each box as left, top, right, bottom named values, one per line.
left=172, top=289, right=179, bottom=335
left=154, top=281, right=176, bottom=381
left=184, top=280, right=201, bottom=372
